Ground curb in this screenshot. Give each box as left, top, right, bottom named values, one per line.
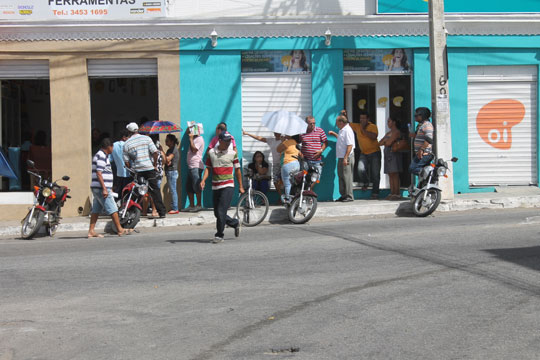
left=3, top=195, right=540, bottom=238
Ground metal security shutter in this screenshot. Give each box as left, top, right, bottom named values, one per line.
left=241, top=73, right=312, bottom=173
left=0, top=60, right=49, bottom=79
left=87, top=59, right=157, bottom=78
left=468, top=66, right=538, bottom=186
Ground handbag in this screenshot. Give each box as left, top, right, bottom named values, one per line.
left=391, top=138, right=410, bottom=152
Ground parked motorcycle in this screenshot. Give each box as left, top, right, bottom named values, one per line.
left=410, top=157, right=458, bottom=217
left=21, top=160, right=71, bottom=239
left=115, top=168, right=146, bottom=229
left=285, top=155, right=321, bottom=224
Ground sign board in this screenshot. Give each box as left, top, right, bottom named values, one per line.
left=343, top=49, right=413, bottom=73
left=378, top=0, right=539, bottom=14
left=0, top=0, right=165, bottom=20
left=241, top=50, right=311, bottom=73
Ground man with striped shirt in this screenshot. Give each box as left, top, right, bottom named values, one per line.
left=88, top=138, right=127, bottom=238
left=201, top=132, right=244, bottom=243
left=300, top=116, right=328, bottom=187
left=122, top=122, right=166, bottom=218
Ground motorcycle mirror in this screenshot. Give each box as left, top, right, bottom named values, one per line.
left=451, top=157, right=458, bottom=162
left=295, top=144, right=302, bottom=150
left=62, top=176, right=70, bottom=181
left=26, top=160, right=35, bottom=168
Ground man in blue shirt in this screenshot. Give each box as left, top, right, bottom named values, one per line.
left=111, top=130, right=131, bottom=194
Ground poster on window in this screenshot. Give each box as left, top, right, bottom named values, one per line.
left=343, top=49, right=412, bottom=73
left=0, top=0, right=166, bottom=20
left=377, top=0, right=538, bottom=13
left=241, top=50, right=311, bottom=73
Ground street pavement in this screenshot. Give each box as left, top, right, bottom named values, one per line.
left=2, top=208, right=540, bottom=359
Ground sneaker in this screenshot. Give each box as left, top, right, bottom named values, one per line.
left=168, top=210, right=179, bottom=215
left=189, top=206, right=202, bottom=212
left=234, top=223, right=241, bottom=237
left=211, top=236, right=224, bottom=244
left=182, top=207, right=194, bottom=212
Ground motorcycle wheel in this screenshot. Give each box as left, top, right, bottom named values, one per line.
left=412, top=189, right=441, bottom=217
left=288, top=195, right=317, bottom=224
left=21, top=209, right=45, bottom=239
left=236, top=190, right=269, bottom=227
left=118, top=206, right=141, bottom=229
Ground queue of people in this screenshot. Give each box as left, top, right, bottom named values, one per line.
left=89, top=107, right=434, bottom=239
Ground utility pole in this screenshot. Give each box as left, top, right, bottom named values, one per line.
left=429, top=0, right=454, bottom=199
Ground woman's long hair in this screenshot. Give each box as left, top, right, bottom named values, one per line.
left=251, top=151, right=269, bottom=168
left=166, top=133, right=179, bottom=146
left=290, top=50, right=309, bottom=71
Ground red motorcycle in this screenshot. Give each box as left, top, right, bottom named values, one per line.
left=115, top=168, right=145, bottom=229
left=21, top=160, right=71, bottom=239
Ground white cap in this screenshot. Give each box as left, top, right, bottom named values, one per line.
left=126, top=122, right=138, bottom=132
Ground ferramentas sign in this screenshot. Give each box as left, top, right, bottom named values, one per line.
left=0, top=0, right=165, bottom=20
left=377, top=0, right=539, bottom=13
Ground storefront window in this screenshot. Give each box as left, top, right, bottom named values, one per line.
left=0, top=80, right=51, bottom=192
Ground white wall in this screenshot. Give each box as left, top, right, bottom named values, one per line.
left=167, top=0, right=375, bottom=19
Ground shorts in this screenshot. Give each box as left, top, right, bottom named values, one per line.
left=272, top=163, right=282, bottom=181
left=91, top=187, right=118, bottom=215
left=186, top=167, right=203, bottom=194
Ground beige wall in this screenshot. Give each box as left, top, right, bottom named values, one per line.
left=0, top=40, right=180, bottom=220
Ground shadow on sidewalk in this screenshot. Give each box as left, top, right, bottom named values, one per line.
left=166, top=239, right=213, bottom=244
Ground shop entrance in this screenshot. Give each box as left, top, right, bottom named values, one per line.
left=1, top=79, right=51, bottom=192
left=344, top=75, right=412, bottom=190
left=89, top=77, right=158, bottom=152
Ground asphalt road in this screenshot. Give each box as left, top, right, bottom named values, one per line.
left=2, top=208, right=540, bottom=360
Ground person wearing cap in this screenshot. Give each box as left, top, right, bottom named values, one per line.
left=122, top=122, right=167, bottom=218
left=409, top=107, right=434, bottom=175
left=208, top=122, right=237, bottom=152
left=200, top=131, right=244, bottom=243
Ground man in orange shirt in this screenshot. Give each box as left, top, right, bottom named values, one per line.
left=350, top=112, right=381, bottom=199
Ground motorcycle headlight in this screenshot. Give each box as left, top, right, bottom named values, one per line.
left=311, top=173, right=319, bottom=183
left=437, top=167, right=447, bottom=176
left=42, top=187, right=52, bottom=197
left=138, top=184, right=148, bottom=196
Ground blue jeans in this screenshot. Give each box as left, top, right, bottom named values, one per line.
left=281, top=161, right=300, bottom=198
left=409, top=154, right=434, bottom=175
left=166, top=170, right=179, bottom=211
left=253, top=179, right=270, bottom=194
left=358, top=151, right=382, bottom=194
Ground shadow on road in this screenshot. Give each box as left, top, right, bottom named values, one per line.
left=166, top=239, right=213, bottom=244
left=485, top=246, right=540, bottom=272
left=395, top=201, right=416, bottom=217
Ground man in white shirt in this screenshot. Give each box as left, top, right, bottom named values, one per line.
left=329, top=113, right=356, bottom=202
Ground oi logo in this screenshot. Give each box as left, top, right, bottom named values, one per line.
left=476, top=99, right=525, bottom=150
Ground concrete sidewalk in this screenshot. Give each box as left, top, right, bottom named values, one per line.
left=3, top=187, right=540, bottom=237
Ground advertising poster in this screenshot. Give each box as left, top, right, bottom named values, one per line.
left=241, top=50, right=311, bottom=73
left=343, top=49, right=413, bottom=73
left=378, top=0, right=539, bottom=13
left=0, top=0, right=165, bottom=20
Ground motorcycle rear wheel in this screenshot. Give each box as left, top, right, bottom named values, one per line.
left=21, top=210, right=45, bottom=239
left=412, top=189, right=441, bottom=217
left=288, top=195, right=317, bottom=224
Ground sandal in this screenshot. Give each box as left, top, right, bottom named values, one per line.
left=88, top=233, right=104, bottom=238
left=118, top=229, right=133, bottom=236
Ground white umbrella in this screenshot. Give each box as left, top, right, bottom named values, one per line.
left=261, top=110, right=307, bottom=136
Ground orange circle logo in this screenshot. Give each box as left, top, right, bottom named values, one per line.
left=476, top=99, right=525, bottom=150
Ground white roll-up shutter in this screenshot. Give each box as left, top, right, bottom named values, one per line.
left=468, top=66, right=538, bottom=186
left=241, top=73, right=312, bottom=174
left=0, top=60, right=49, bottom=79
left=87, top=59, right=157, bottom=78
